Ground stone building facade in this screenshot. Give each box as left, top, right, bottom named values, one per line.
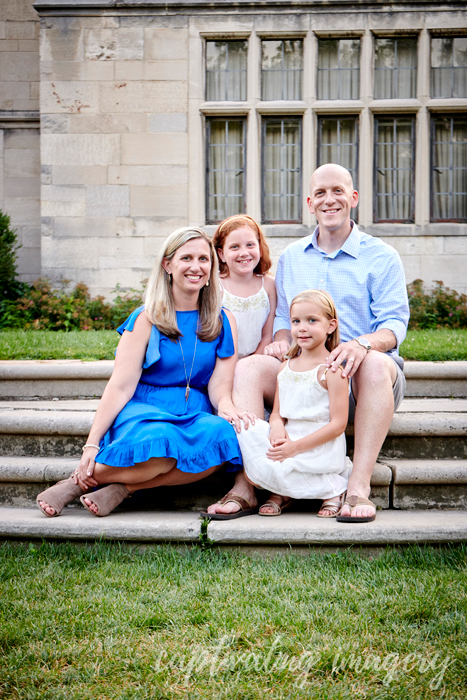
left=1, top=0, right=466, bottom=298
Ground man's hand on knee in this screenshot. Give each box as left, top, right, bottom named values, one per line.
left=326, top=340, right=368, bottom=379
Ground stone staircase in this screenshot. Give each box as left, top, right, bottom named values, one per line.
left=0, top=360, right=466, bottom=548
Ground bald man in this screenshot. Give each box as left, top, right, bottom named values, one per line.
left=207, top=164, right=409, bottom=522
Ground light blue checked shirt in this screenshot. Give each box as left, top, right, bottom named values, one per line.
left=273, top=223, right=410, bottom=367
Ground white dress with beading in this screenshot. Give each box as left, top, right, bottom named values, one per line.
left=221, top=277, right=270, bottom=359
left=238, top=361, right=352, bottom=499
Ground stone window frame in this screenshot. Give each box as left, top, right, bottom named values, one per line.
left=194, top=27, right=467, bottom=237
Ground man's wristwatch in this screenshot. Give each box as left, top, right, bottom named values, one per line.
left=354, top=337, right=372, bottom=352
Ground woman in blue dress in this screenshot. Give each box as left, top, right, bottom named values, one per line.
left=37, top=227, right=254, bottom=517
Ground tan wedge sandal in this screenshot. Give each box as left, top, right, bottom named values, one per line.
left=36, top=476, right=88, bottom=518
left=80, top=483, right=130, bottom=517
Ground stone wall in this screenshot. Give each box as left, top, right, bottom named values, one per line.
left=40, top=14, right=189, bottom=297
left=1, top=0, right=466, bottom=298
left=0, top=0, right=41, bottom=282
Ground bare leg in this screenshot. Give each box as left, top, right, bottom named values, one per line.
left=207, top=355, right=281, bottom=515
left=38, top=457, right=176, bottom=517
left=83, top=462, right=222, bottom=515
left=340, top=352, right=397, bottom=520
left=232, top=355, right=281, bottom=418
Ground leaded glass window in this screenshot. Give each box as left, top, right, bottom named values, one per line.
left=374, top=116, right=415, bottom=222
left=374, top=37, right=418, bottom=99
left=206, top=118, right=246, bottom=223
left=318, top=116, right=359, bottom=219
left=317, top=39, right=360, bottom=100
left=431, top=37, right=467, bottom=98
left=261, top=40, right=303, bottom=100
left=206, top=41, right=248, bottom=101
left=431, top=115, right=467, bottom=221
left=262, top=118, right=302, bottom=223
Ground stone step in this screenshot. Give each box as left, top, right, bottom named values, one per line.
left=1, top=360, right=467, bottom=398
left=2, top=456, right=467, bottom=511
left=0, top=456, right=392, bottom=510
left=0, top=398, right=465, bottom=460
left=1, top=507, right=466, bottom=547
left=384, top=459, right=467, bottom=510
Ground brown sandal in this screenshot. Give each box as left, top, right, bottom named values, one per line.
left=80, top=483, right=130, bottom=517
left=200, top=492, right=258, bottom=520
left=36, top=476, right=87, bottom=518
left=336, top=495, right=376, bottom=523
left=258, top=497, right=292, bottom=517
left=317, top=492, right=346, bottom=519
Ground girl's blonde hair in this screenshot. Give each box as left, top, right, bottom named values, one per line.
left=212, top=215, right=272, bottom=276
left=286, top=289, right=340, bottom=358
left=144, top=227, right=222, bottom=342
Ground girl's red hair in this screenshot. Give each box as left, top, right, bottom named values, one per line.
left=212, top=215, right=272, bottom=276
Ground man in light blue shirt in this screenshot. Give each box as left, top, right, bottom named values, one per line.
left=208, top=163, right=409, bottom=522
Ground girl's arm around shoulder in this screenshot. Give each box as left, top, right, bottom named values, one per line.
left=324, top=368, right=350, bottom=436
left=255, top=275, right=277, bottom=355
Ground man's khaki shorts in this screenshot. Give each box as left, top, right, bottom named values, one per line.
left=348, top=356, right=406, bottom=424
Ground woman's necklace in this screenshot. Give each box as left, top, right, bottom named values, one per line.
left=178, top=333, right=198, bottom=401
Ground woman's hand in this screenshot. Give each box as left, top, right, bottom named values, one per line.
left=73, top=446, right=99, bottom=490
left=266, top=437, right=297, bottom=462
left=218, top=403, right=256, bottom=434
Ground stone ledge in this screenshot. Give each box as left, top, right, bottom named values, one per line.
left=0, top=507, right=201, bottom=542
left=0, top=400, right=465, bottom=437
left=208, top=509, right=467, bottom=546
left=0, top=360, right=114, bottom=380
left=384, top=459, right=467, bottom=484
left=1, top=360, right=466, bottom=380
left=1, top=507, right=466, bottom=545
left=404, top=362, right=467, bottom=379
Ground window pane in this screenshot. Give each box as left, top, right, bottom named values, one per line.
left=318, top=116, right=358, bottom=220
left=206, top=41, right=247, bottom=101
left=375, top=38, right=417, bottom=99
left=207, top=119, right=245, bottom=223
left=431, top=37, right=467, bottom=98
left=263, top=118, right=301, bottom=223
left=432, top=116, right=467, bottom=221
left=261, top=39, right=303, bottom=100
left=374, top=117, right=414, bottom=222
left=318, top=39, right=360, bottom=99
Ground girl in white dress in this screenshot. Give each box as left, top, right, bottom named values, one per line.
left=212, top=215, right=276, bottom=359
left=238, top=289, right=352, bottom=517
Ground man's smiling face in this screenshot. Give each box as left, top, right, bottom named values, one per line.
left=307, top=164, right=358, bottom=234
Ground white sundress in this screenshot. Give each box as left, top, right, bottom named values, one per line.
left=238, top=360, right=352, bottom=500
left=221, top=276, right=270, bottom=359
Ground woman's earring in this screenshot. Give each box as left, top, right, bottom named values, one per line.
left=205, top=280, right=209, bottom=287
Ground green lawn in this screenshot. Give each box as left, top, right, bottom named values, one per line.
left=0, top=328, right=466, bottom=362
left=0, top=542, right=465, bottom=699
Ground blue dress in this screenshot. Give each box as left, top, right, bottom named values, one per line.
left=95, top=307, right=242, bottom=473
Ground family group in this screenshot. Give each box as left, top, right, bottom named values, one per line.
left=36, top=163, right=410, bottom=524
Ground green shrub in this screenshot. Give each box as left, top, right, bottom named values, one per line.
left=408, top=279, right=467, bottom=330
left=0, top=211, right=27, bottom=312
left=0, top=278, right=145, bottom=331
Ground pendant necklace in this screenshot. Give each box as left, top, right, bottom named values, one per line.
left=178, top=333, right=198, bottom=401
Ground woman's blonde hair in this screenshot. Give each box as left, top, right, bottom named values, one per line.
left=286, top=289, right=340, bottom=358
left=144, top=227, right=223, bottom=342
left=212, top=215, right=272, bottom=276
